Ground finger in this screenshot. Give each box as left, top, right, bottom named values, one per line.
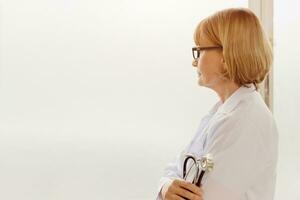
left=176, top=180, right=203, bottom=196
left=170, top=194, right=186, bottom=200
left=175, top=187, right=201, bottom=200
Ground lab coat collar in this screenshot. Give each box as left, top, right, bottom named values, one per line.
left=208, top=101, right=223, bottom=115
left=215, top=83, right=256, bottom=115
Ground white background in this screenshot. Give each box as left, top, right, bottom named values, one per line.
left=0, top=0, right=298, bottom=199
left=273, top=0, right=300, bottom=199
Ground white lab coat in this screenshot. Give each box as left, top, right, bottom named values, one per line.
left=156, top=83, right=278, bottom=200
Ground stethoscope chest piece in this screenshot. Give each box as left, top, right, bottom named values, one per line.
left=182, top=153, right=214, bottom=187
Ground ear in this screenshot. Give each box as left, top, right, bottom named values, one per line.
left=220, top=56, right=225, bottom=64
left=220, top=58, right=226, bottom=69
left=220, top=52, right=226, bottom=63
left=219, top=56, right=228, bottom=76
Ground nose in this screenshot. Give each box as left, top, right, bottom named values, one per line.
left=192, top=59, right=198, bottom=67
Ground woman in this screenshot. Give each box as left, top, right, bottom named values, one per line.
left=156, top=8, right=278, bottom=200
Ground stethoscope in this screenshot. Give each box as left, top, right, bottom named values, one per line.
left=182, top=153, right=214, bottom=187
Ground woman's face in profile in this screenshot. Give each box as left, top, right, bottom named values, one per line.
left=192, top=35, right=225, bottom=89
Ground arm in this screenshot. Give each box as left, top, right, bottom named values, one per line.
left=155, top=115, right=217, bottom=200
left=155, top=148, right=186, bottom=200
left=200, top=116, right=265, bottom=200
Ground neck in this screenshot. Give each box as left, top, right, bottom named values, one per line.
left=214, top=81, right=241, bottom=103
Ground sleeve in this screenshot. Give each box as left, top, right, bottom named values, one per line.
left=155, top=115, right=215, bottom=200
left=155, top=148, right=187, bottom=200
left=200, top=116, right=265, bottom=200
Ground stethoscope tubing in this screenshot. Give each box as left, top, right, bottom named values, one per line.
left=183, top=155, right=206, bottom=187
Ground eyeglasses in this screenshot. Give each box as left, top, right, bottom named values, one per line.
left=192, top=46, right=223, bottom=60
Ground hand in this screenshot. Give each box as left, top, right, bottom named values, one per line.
left=162, top=179, right=204, bottom=200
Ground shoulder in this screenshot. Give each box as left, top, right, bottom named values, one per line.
left=207, top=91, right=278, bottom=161
left=220, top=91, right=277, bottom=133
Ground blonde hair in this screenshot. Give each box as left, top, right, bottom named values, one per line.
left=194, top=8, right=273, bottom=90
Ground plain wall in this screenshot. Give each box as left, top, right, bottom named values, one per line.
left=273, top=0, right=300, bottom=199
left=2, top=0, right=298, bottom=199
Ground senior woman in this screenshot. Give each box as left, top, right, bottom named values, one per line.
left=156, top=8, right=278, bottom=200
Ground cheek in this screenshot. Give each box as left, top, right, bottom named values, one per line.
left=198, top=54, right=213, bottom=74
left=198, top=54, right=222, bottom=78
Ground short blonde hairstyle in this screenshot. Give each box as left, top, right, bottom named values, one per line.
left=194, top=8, right=273, bottom=90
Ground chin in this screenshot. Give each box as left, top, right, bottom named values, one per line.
left=198, top=78, right=209, bottom=88
left=198, top=77, right=204, bottom=86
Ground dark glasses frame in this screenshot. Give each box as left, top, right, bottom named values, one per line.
left=192, top=46, right=223, bottom=60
